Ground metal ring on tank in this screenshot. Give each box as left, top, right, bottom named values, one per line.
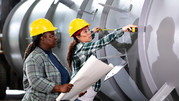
left=98, top=0, right=129, bottom=100
left=138, top=0, right=158, bottom=94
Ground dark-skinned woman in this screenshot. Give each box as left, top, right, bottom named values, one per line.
left=22, top=18, right=73, bottom=101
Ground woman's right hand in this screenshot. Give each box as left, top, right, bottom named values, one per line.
left=59, top=84, right=73, bottom=93
left=52, top=84, right=73, bottom=93
left=92, top=27, right=100, bottom=33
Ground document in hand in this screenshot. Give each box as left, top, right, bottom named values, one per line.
left=56, top=55, right=114, bottom=100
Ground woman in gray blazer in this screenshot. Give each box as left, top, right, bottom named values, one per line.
left=22, top=18, right=73, bottom=101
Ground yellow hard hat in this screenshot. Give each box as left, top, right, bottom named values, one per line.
left=30, top=18, right=57, bottom=37
left=69, top=18, right=90, bottom=37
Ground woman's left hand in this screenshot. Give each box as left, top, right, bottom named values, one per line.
left=122, top=25, right=138, bottom=33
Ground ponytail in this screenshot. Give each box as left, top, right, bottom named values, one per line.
left=67, top=37, right=79, bottom=71
left=23, top=42, right=36, bottom=62
left=23, top=34, right=43, bottom=62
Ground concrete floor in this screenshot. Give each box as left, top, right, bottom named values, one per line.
left=0, top=90, right=102, bottom=101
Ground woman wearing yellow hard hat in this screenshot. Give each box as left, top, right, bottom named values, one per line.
left=22, top=18, right=73, bottom=101
left=67, top=18, right=138, bottom=101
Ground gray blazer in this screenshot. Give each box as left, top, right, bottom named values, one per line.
left=22, top=47, right=70, bottom=101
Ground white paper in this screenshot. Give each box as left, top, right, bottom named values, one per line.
left=56, top=55, right=113, bottom=100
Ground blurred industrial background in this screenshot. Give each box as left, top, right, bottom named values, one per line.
left=0, top=0, right=23, bottom=100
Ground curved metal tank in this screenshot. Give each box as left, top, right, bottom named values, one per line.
left=2, top=0, right=179, bottom=100
left=139, top=0, right=179, bottom=100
